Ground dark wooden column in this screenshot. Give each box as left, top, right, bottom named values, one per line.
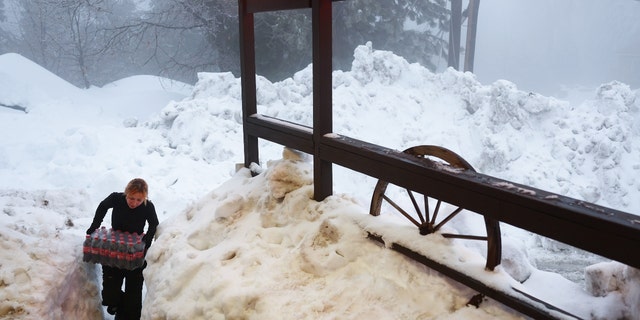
left=239, top=0, right=259, bottom=168
left=312, top=0, right=333, bottom=200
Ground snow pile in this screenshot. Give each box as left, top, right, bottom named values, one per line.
left=0, top=44, right=639, bottom=319
left=549, top=81, right=640, bottom=208
left=148, top=72, right=243, bottom=163
left=586, top=261, right=640, bottom=304
left=148, top=43, right=640, bottom=215
left=0, top=190, right=102, bottom=319
left=143, top=149, right=522, bottom=319
left=143, top=148, right=633, bottom=319
left=140, top=43, right=640, bottom=319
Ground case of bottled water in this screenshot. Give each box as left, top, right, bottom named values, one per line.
left=83, top=226, right=146, bottom=270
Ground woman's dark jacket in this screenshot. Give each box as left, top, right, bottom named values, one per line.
left=87, top=192, right=159, bottom=249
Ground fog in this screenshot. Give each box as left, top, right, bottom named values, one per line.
left=475, top=0, right=640, bottom=97
left=2, top=1, right=637, bottom=96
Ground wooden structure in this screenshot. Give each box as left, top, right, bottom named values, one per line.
left=238, top=0, right=640, bottom=317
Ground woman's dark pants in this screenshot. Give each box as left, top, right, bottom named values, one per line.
left=102, top=265, right=144, bottom=320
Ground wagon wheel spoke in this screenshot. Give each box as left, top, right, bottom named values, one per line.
left=432, top=206, right=464, bottom=231
left=430, top=198, right=441, bottom=225
left=369, top=145, right=502, bottom=271
left=407, top=189, right=426, bottom=224
left=381, top=194, right=422, bottom=228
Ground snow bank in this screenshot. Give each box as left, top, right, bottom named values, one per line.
left=148, top=43, right=640, bottom=216
left=142, top=149, right=523, bottom=319
left=0, top=190, right=102, bottom=319
left=140, top=44, right=639, bottom=319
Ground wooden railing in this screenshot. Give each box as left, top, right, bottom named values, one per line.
left=238, top=0, right=640, bottom=271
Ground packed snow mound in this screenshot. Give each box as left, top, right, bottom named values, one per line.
left=0, top=189, right=102, bottom=319
left=549, top=81, right=640, bottom=208
left=147, top=72, right=243, bottom=163
left=585, top=261, right=640, bottom=318
left=143, top=148, right=634, bottom=319
left=145, top=44, right=640, bottom=215
left=142, top=149, right=523, bottom=319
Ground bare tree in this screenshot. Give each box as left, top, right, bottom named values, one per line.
left=119, top=0, right=236, bottom=83
left=7, top=0, right=454, bottom=86
left=137, top=0, right=451, bottom=81
left=16, top=0, right=138, bottom=88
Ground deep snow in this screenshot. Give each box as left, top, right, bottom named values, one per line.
left=0, top=43, right=639, bottom=319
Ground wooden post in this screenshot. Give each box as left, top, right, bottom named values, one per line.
left=239, top=0, right=259, bottom=169
left=464, top=0, right=480, bottom=72
left=312, top=0, right=333, bottom=201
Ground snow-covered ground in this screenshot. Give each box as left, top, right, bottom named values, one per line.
left=0, top=44, right=639, bottom=319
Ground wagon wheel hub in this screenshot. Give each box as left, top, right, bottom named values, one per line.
left=419, top=223, right=435, bottom=235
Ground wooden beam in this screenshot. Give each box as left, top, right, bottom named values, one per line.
left=319, top=134, right=640, bottom=269
left=245, top=0, right=344, bottom=13
left=245, top=115, right=314, bottom=154
left=245, top=0, right=310, bottom=13
left=241, top=118, right=640, bottom=268
left=369, top=234, right=582, bottom=320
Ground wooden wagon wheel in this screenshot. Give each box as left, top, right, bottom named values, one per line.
left=370, top=145, right=502, bottom=271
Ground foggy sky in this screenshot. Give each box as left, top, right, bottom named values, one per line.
left=474, top=0, right=640, bottom=97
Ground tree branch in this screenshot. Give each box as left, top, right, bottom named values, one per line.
left=0, top=102, right=28, bottom=113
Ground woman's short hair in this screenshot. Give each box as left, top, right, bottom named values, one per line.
left=125, top=178, right=148, bottom=202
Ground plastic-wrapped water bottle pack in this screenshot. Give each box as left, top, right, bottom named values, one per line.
left=82, top=226, right=146, bottom=270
